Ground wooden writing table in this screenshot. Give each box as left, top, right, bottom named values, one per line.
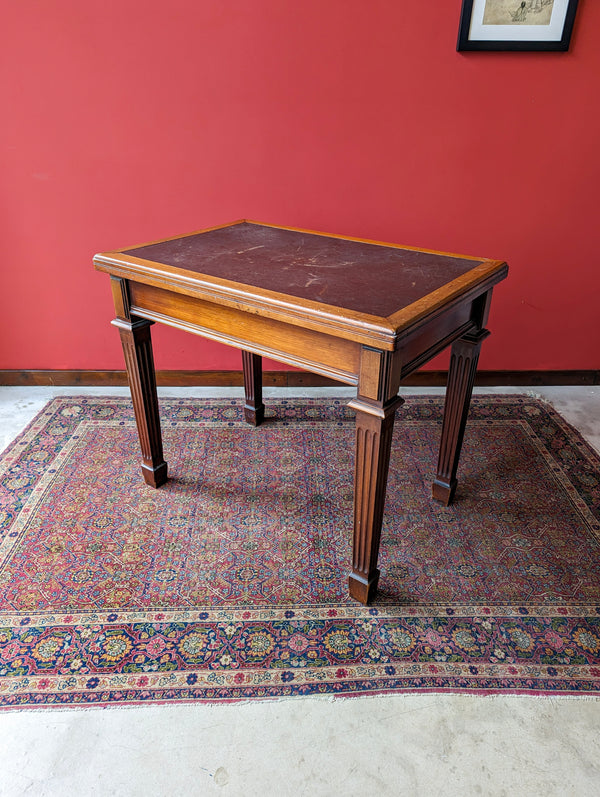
left=94, top=221, right=508, bottom=604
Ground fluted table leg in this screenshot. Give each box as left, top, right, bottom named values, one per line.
left=347, top=345, right=403, bottom=604
left=432, top=328, right=489, bottom=506
left=114, top=316, right=168, bottom=488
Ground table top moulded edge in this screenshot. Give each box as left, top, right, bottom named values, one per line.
left=93, top=220, right=508, bottom=352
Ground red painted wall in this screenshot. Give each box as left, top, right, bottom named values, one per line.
left=2, top=0, right=598, bottom=372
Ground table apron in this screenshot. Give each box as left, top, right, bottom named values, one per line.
left=128, top=281, right=361, bottom=385
left=398, top=298, right=477, bottom=380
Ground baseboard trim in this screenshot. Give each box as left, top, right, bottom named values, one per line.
left=0, top=369, right=598, bottom=387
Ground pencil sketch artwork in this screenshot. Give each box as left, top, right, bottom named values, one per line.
left=483, top=0, right=555, bottom=25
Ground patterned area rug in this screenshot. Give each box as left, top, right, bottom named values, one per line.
left=1, top=395, right=599, bottom=708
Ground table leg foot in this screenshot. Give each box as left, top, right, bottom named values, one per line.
left=244, top=405, right=265, bottom=427
left=142, top=461, right=168, bottom=488
left=349, top=570, right=380, bottom=605
left=242, top=350, right=265, bottom=427
left=432, top=478, right=457, bottom=507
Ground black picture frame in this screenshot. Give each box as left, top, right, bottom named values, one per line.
left=457, top=0, right=579, bottom=51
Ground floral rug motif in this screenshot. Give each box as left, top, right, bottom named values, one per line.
left=1, top=395, right=599, bottom=708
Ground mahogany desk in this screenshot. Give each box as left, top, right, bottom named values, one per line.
left=94, top=221, right=508, bottom=604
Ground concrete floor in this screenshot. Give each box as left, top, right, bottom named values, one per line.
left=0, top=385, right=599, bottom=796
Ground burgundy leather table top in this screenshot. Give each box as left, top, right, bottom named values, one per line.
left=125, top=222, right=485, bottom=318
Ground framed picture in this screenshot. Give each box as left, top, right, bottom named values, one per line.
left=457, top=0, right=580, bottom=51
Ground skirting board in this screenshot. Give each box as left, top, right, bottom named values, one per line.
left=0, top=370, right=598, bottom=387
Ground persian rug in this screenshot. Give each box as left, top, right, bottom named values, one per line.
left=1, top=395, right=600, bottom=708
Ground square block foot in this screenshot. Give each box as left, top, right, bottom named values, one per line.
left=244, top=404, right=265, bottom=427
left=349, top=570, right=380, bottom=605
left=142, top=461, right=168, bottom=488
left=432, top=478, right=457, bottom=506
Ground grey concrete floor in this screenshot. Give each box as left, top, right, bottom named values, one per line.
left=0, top=385, right=599, bottom=796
